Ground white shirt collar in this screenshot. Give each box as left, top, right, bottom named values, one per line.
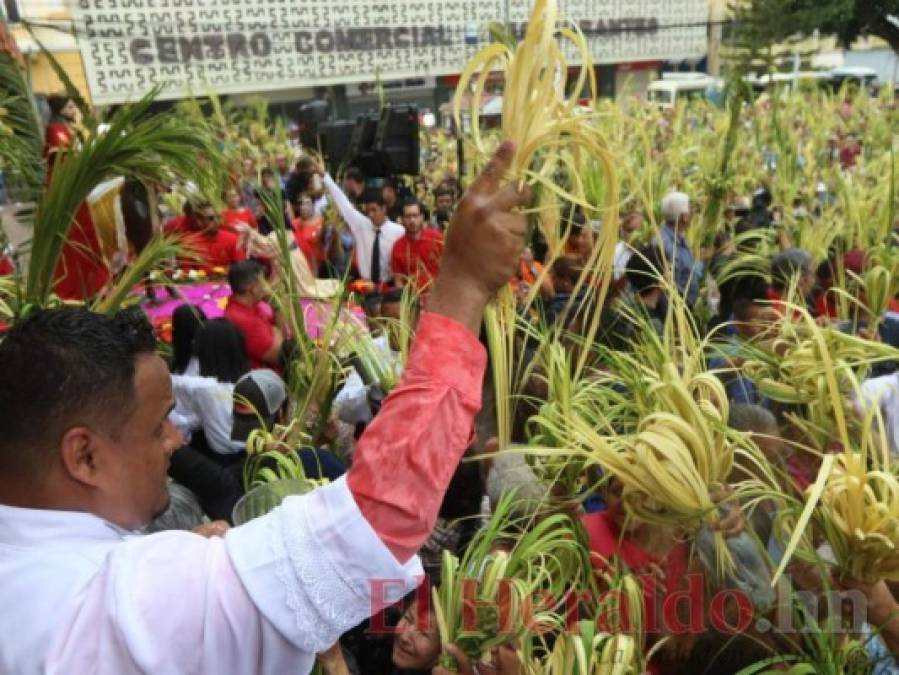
left=0, top=503, right=133, bottom=547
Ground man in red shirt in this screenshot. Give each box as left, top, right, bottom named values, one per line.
left=179, top=202, right=246, bottom=273
left=390, top=200, right=443, bottom=292
left=223, top=260, right=285, bottom=370
left=222, top=188, right=257, bottom=232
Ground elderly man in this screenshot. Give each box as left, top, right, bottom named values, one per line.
left=0, top=142, right=528, bottom=674
left=657, top=191, right=709, bottom=307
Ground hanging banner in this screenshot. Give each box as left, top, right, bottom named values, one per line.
left=71, top=0, right=708, bottom=105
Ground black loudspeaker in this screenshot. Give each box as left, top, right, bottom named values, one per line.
left=374, top=104, right=420, bottom=175
left=350, top=112, right=388, bottom=177
left=297, top=99, right=330, bottom=148
left=317, top=120, right=356, bottom=175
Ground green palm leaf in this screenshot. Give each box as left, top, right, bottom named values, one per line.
left=26, top=88, right=223, bottom=305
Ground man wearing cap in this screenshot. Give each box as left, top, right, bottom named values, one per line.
left=657, top=191, right=709, bottom=307
left=230, top=369, right=287, bottom=445
left=0, top=141, right=528, bottom=674
left=167, top=369, right=289, bottom=523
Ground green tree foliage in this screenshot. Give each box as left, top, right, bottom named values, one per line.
left=738, top=0, right=899, bottom=54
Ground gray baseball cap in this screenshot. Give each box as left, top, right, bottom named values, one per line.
left=231, top=369, right=287, bottom=443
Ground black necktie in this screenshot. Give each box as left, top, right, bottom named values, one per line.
left=371, top=229, right=381, bottom=282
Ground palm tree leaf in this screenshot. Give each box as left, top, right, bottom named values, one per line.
left=26, top=88, right=224, bottom=305
left=91, top=234, right=183, bottom=314
left=23, top=22, right=97, bottom=130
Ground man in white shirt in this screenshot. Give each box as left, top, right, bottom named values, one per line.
left=0, top=141, right=529, bottom=675
left=318, top=165, right=405, bottom=284
left=612, top=210, right=642, bottom=283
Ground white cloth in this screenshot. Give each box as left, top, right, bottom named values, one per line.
left=334, top=335, right=400, bottom=425
left=0, top=477, right=421, bottom=675
left=184, top=356, right=201, bottom=377
left=857, top=373, right=899, bottom=454
left=613, top=240, right=633, bottom=282
left=313, top=195, right=328, bottom=217
left=322, top=174, right=405, bottom=282
left=171, top=374, right=245, bottom=455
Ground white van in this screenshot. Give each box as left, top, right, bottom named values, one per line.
left=648, top=73, right=724, bottom=109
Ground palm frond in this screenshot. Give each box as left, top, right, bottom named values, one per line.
left=0, top=51, right=43, bottom=196
left=26, top=88, right=224, bottom=305
left=91, top=234, right=182, bottom=314
left=23, top=22, right=97, bottom=130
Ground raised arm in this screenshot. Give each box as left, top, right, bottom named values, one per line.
left=321, top=173, right=370, bottom=243
left=46, top=143, right=529, bottom=674
left=347, top=141, right=529, bottom=560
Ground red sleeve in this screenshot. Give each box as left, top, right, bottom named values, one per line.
left=346, top=312, right=486, bottom=563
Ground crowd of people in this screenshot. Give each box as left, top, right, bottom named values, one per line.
left=6, top=75, right=899, bottom=674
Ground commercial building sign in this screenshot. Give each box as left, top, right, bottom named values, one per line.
left=72, top=0, right=708, bottom=105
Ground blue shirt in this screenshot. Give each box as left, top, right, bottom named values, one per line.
left=709, top=337, right=766, bottom=407
left=658, top=224, right=704, bottom=307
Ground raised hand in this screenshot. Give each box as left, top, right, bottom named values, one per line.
left=429, top=141, right=530, bottom=333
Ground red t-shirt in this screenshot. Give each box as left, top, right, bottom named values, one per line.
left=224, top=299, right=275, bottom=369
left=180, top=228, right=245, bottom=272
left=0, top=256, right=13, bottom=276
left=814, top=291, right=839, bottom=319
left=222, top=208, right=257, bottom=232
left=293, top=217, right=323, bottom=272
left=390, top=229, right=443, bottom=291
left=164, top=215, right=192, bottom=236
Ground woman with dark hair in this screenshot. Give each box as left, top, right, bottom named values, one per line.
left=170, top=319, right=249, bottom=458
left=195, top=318, right=250, bottom=384
left=168, top=319, right=258, bottom=520
left=170, top=304, right=206, bottom=375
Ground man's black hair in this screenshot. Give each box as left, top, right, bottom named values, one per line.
left=0, top=308, right=157, bottom=476
left=228, top=260, right=265, bottom=295
left=361, top=189, right=385, bottom=207
left=401, top=198, right=423, bottom=215
left=550, top=256, right=582, bottom=286
left=344, top=166, right=364, bottom=182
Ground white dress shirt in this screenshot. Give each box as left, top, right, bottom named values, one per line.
left=0, top=477, right=420, bottom=675
left=322, top=174, right=405, bottom=282
left=857, top=372, right=899, bottom=454
left=171, top=374, right=245, bottom=455
left=613, top=240, right=633, bottom=282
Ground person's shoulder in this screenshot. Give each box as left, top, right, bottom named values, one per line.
left=216, top=228, right=240, bottom=244
left=422, top=228, right=444, bottom=242
left=386, top=221, right=406, bottom=235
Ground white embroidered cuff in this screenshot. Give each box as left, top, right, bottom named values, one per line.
left=225, top=476, right=422, bottom=653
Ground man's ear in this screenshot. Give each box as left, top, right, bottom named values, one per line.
left=59, top=427, right=104, bottom=487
